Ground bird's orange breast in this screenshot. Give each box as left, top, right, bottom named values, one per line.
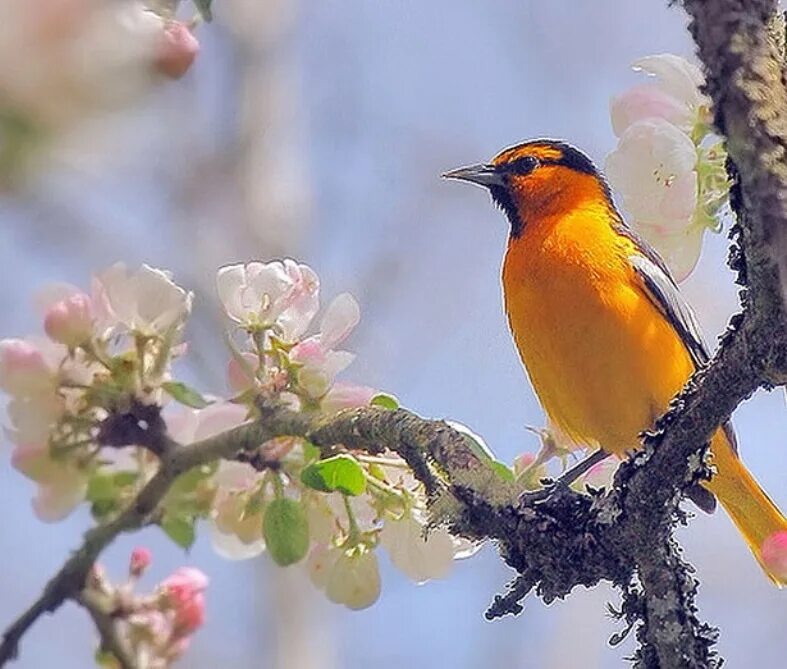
left=502, top=204, right=695, bottom=453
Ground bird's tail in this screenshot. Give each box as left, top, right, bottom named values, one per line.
left=705, top=429, right=787, bottom=585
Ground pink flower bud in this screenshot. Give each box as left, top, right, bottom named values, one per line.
left=0, top=339, right=53, bottom=396
left=761, top=531, right=787, bottom=580
left=130, top=547, right=152, bottom=577
left=160, top=567, right=208, bottom=636
left=43, top=293, right=93, bottom=347
left=156, top=22, right=199, bottom=79
left=513, top=452, right=536, bottom=476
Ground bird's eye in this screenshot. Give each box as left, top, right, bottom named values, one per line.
left=506, top=156, right=539, bottom=175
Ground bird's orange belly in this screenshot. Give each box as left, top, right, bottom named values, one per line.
left=503, top=249, right=695, bottom=454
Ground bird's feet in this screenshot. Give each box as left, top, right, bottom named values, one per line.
left=518, top=479, right=567, bottom=506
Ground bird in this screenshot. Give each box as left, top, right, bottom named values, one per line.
left=443, top=139, right=787, bottom=584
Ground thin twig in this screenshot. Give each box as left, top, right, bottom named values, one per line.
left=77, top=591, right=136, bottom=669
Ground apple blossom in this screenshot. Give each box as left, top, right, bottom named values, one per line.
left=323, top=546, right=382, bottom=610
left=0, top=339, right=56, bottom=397
left=610, top=54, right=707, bottom=136
left=209, top=461, right=266, bottom=560
left=12, top=441, right=88, bottom=521
left=155, top=21, right=200, bottom=80
left=216, top=259, right=319, bottom=338
left=92, top=263, right=192, bottom=337
left=380, top=510, right=456, bottom=583
left=321, top=382, right=377, bottom=412
left=605, top=118, right=705, bottom=280
left=160, top=567, right=209, bottom=636
left=290, top=293, right=360, bottom=399
left=130, top=546, right=152, bottom=577
left=43, top=292, right=93, bottom=347
left=607, top=54, right=729, bottom=282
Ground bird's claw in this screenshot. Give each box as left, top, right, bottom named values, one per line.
left=518, top=480, right=567, bottom=506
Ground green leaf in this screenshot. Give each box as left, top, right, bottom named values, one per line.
left=192, top=0, right=213, bottom=21
left=113, top=470, right=139, bottom=487
left=491, top=460, right=516, bottom=482
left=302, top=440, right=321, bottom=462
left=86, top=473, right=115, bottom=503
left=301, top=454, right=367, bottom=496
left=162, top=381, right=211, bottom=409
left=170, top=464, right=214, bottom=496
left=162, top=515, right=196, bottom=550
left=263, top=499, right=309, bottom=566
left=370, top=393, right=399, bottom=410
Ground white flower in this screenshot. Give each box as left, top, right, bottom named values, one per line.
left=92, top=263, right=193, bottom=336
left=611, top=55, right=706, bottom=136
left=289, top=293, right=361, bottom=399
left=381, top=511, right=456, bottom=583
left=11, top=441, right=88, bottom=522
left=310, top=545, right=381, bottom=610
left=0, top=0, right=163, bottom=130
left=605, top=118, right=706, bottom=280
left=606, top=119, right=698, bottom=227
left=0, top=339, right=57, bottom=397
left=165, top=403, right=266, bottom=560
left=634, top=220, right=708, bottom=282
left=216, top=260, right=319, bottom=339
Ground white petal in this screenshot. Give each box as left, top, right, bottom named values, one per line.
left=633, top=54, right=705, bottom=108
left=192, top=402, right=249, bottom=441
left=209, top=523, right=265, bottom=560
left=635, top=221, right=706, bottom=282
left=319, top=293, right=360, bottom=350
left=135, top=265, right=192, bottom=334
left=325, top=550, right=381, bottom=610
left=216, top=264, right=249, bottom=323
left=381, top=515, right=455, bottom=583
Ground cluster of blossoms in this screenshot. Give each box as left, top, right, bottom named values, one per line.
left=0, top=259, right=482, bottom=624
left=0, top=0, right=201, bottom=185
left=605, top=54, right=730, bottom=281
left=88, top=548, right=207, bottom=667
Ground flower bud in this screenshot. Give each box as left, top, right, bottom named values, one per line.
left=43, top=293, right=93, bottom=347
left=160, top=567, right=208, bottom=636
left=761, top=531, right=787, bottom=581
left=156, top=22, right=199, bottom=79
left=129, top=547, right=152, bottom=577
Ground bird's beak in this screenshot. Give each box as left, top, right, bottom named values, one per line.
left=442, top=163, right=504, bottom=188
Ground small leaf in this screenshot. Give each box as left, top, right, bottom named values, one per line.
left=491, top=461, right=516, bottom=482
left=87, top=473, right=116, bottom=503
left=263, top=499, right=309, bottom=566
left=113, top=470, right=139, bottom=487
left=370, top=393, right=399, bottom=410
left=162, top=381, right=211, bottom=409
left=192, top=0, right=213, bottom=21
left=302, top=440, right=321, bottom=462
left=301, top=454, right=367, bottom=496
left=162, top=515, right=196, bottom=550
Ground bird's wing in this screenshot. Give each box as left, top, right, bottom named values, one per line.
left=628, top=252, right=710, bottom=367
left=622, top=229, right=738, bottom=487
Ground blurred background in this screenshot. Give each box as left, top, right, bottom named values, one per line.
left=1, top=0, right=786, bottom=667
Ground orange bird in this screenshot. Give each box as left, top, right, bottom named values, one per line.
left=444, top=139, right=787, bottom=584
